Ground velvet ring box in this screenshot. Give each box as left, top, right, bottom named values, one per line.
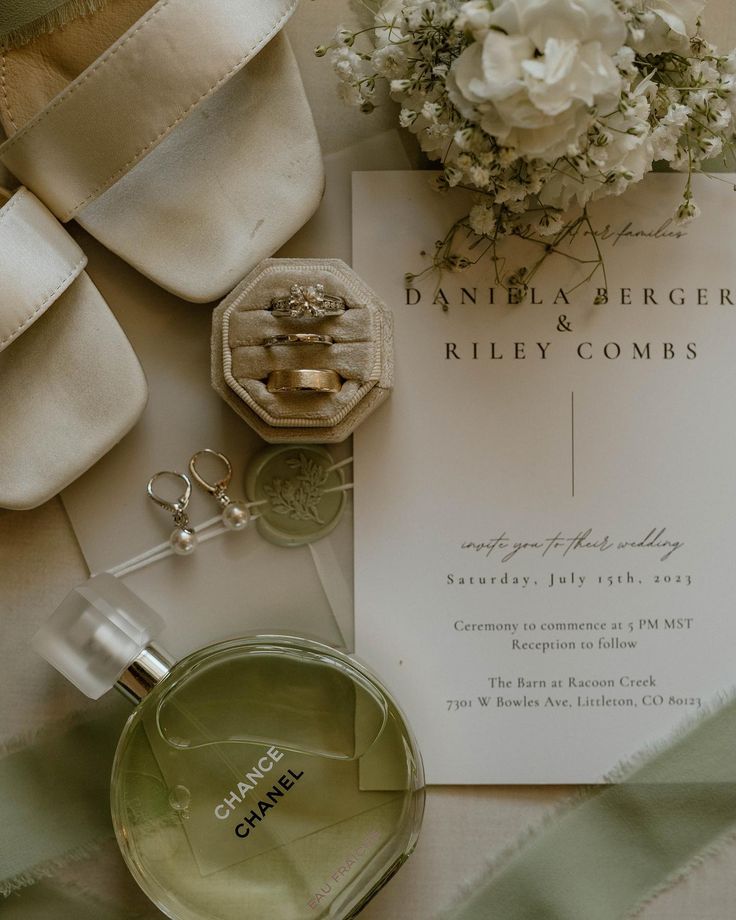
left=211, top=259, right=394, bottom=442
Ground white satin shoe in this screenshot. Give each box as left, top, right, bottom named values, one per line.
left=0, top=187, right=147, bottom=509
left=0, top=0, right=324, bottom=303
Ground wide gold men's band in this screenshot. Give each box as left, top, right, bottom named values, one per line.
left=266, top=369, right=343, bottom=394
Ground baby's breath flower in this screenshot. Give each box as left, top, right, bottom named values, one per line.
left=320, top=0, right=736, bottom=286
left=421, top=101, right=443, bottom=122
left=425, top=122, right=452, bottom=140
left=664, top=104, right=691, bottom=127
left=675, top=198, right=701, bottom=224
left=469, top=164, right=491, bottom=187
left=374, top=44, right=407, bottom=77
left=405, top=7, right=425, bottom=30
left=390, top=78, right=412, bottom=94
left=337, top=82, right=364, bottom=108
left=334, top=26, right=354, bottom=46
left=468, top=202, right=496, bottom=235
left=444, top=165, right=464, bottom=187
left=454, top=0, right=494, bottom=35
left=538, top=211, right=565, bottom=237
left=701, top=136, right=723, bottom=158
left=453, top=127, right=473, bottom=150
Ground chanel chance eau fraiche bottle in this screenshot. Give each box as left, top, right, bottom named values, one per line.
left=34, top=574, right=424, bottom=920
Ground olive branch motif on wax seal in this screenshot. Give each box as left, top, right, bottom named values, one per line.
left=263, top=453, right=330, bottom=524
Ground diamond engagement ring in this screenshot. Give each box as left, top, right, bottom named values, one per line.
left=270, top=283, right=347, bottom=318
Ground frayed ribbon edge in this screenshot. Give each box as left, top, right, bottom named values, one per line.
left=0, top=0, right=109, bottom=52
left=0, top=835, right=109, bottom=898
left=434, top=686, right=736, bottom=920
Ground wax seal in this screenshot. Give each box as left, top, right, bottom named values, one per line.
left=245, top=445, right=347, bottom=547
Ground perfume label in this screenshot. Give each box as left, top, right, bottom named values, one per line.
left=305, top=828, right=382, bottom=912
left=142, top=710, right=400, bottom=877
left=214, top=752, right=306, bottom=838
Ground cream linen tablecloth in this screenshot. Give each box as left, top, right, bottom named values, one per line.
left=2, top=2, right=736, bottom=918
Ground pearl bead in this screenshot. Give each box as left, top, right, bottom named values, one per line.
left=222, top=501, right=250, bottom=531
left=170, top=527, right=197, bottom=555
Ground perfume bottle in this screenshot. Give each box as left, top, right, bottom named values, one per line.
left=33, top=575, right=424, bottom=920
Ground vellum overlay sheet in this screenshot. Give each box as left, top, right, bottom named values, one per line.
left=352, top=171, right=736, bottom=785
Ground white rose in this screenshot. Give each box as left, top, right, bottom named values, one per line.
left=633, top=0, right=705, bottom=53
left=648, top=0, right=704, bottom=37
left=489, top=0, right=627, bottom=53
left=447, top=0, right=627, bottom=159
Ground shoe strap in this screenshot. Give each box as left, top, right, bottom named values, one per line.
left=0, top=0, right=297, bottom=222
left=0, top=187, right=86, bottom=352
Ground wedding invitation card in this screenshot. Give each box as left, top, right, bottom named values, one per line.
left=352, top=171, right=736, bottom=784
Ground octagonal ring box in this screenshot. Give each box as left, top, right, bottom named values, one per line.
left=211, top=258, right=394, bottom=443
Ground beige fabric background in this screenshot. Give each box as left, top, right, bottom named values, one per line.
left=1, top=2, right=736, bottom=917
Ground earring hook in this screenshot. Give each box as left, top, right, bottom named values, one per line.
left=147, top=471, right=192, bottom=516
left=188, top=449, right=232, bottom=499
left=189, top=449, right=251, bottom=532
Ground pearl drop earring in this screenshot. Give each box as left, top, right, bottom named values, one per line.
left=188, top=449, right=251, bottom=532
left=147, top=471, right=198, bottom=555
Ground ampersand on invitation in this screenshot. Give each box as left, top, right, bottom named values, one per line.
left=557, top=315, right=573, bottom=333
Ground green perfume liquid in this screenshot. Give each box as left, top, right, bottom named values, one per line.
left=111, top=637, right=424, bottom=920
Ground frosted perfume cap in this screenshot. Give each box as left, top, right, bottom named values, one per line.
left=33, top=574, right=165, bottom=699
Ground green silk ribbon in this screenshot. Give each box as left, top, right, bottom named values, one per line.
left=0, top=699, right=128, bottom=898
left=441, top=700, right=736, bottom=920
left=0, top=0, right=108, bottom=50
left=2, top=879, right=151, bottom=920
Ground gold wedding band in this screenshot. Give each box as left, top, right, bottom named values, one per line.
left=267, top=369, right=343, bottom=394
left=263, top=333, right=335, bottom=348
